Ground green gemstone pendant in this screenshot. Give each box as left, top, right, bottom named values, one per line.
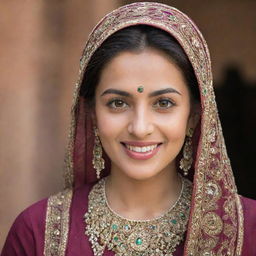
left=112, top=224, right=118, bottom=230
left=135, top=238, right=143, bottom=245
left=180, top=213, right=185, bottom=220
left=171, top=219, right=177, bottom=224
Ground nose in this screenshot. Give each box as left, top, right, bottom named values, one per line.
left=127, top=105, right=154, bottom=138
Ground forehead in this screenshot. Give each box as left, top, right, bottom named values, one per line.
left=96, top=48, right=189, bottom=95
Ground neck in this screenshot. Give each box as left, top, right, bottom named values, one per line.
left=105, top=164, right=182, bottom=220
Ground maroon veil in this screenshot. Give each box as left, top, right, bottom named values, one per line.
left=62, top=3, right=245, bottom=254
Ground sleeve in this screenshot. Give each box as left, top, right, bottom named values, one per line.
left=1, top=199, right=47, bottom=256
left=240, top=196, right=256, bottom=256
left=1, top=210, right=36, bottom=256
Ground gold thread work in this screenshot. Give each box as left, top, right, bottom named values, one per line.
left=84, top=177, right=192, bottom=256
left=44, top=189, right=73, bottom=256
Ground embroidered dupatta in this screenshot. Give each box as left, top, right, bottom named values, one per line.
left=44, top=2, right=244, bottom=256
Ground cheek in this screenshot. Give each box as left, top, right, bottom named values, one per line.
left=95, top=106, right=126, bottom=142
left=162, top=120, right=187, bottom=144
left=157, top=106, right=190, bottom=139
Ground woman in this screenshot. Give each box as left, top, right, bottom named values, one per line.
left=1, top=2, right=256, bottom=256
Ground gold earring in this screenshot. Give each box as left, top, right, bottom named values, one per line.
left=180, top=128, right=193, bottom=176
left=93, top=127, right=105, bottom=179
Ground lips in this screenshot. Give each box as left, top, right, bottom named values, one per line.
left=126, top=144, right=157, bottom=153
left=121, top=141, right=162, bottom=160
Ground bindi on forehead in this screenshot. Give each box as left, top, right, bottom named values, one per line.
left=137, top=86, right=144, bottom=93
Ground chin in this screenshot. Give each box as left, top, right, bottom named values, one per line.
left=124, top=171, right=158, bottom=181
left=116, top=162, right=168, bottom=182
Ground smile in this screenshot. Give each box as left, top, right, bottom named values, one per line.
left=125, top=144, right=157, bottom=153
left=121, top=142, right=162, bottom=160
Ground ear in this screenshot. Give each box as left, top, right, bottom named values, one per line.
left=187, top=103, right=201, bottom=134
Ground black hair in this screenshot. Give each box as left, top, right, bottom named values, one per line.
left=80, top=25, right=200, bottom=106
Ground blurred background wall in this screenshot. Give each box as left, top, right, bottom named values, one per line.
left=0, top=0, right=255, bottom=250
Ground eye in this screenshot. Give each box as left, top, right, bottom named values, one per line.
left=107, top=99, right=128, bottom=109
left=153, top=98, right=175, bottom=109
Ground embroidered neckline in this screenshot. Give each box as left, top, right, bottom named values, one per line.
left=84, top=176, right=192, bottom=256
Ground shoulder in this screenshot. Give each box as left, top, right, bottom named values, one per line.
left=240, top=195, right=256, bottom=211
left=11, top=197, right=48, bottom=235
left=1, top=184, right=94, bottom=256
left=239, top=195, right=256, bottom=255
left=1, top=198, right=48, bottom=255
left=240, top=195, right=256, bottom=224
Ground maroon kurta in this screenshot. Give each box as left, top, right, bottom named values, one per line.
left=2, top=184, right=256, bottom=256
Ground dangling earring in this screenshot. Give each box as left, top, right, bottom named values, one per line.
left=180, top=128, right=194, bottom=176
left=93, top=127, right=105, bottom=179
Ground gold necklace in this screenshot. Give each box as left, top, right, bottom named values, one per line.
left=84, top=176, right=192, bottom=256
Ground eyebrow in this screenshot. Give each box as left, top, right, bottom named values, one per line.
left=149, top=88, right=181, bottom=97
left=100, top=87, right=181, bottom=97
left=101, top=89, right=131, bottom=97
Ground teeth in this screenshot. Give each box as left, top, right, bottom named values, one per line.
left=126, top=144, right=158, bottom=153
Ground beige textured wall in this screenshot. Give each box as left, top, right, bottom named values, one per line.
left=122, top=0, right=256, bottom=84
left=0, top=0, right=117, bottom=250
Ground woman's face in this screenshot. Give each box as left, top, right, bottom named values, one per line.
left=94, top=48, right=193, bottom=180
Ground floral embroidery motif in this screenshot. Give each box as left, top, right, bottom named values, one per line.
left=202, top=212, right=223, bottom=236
